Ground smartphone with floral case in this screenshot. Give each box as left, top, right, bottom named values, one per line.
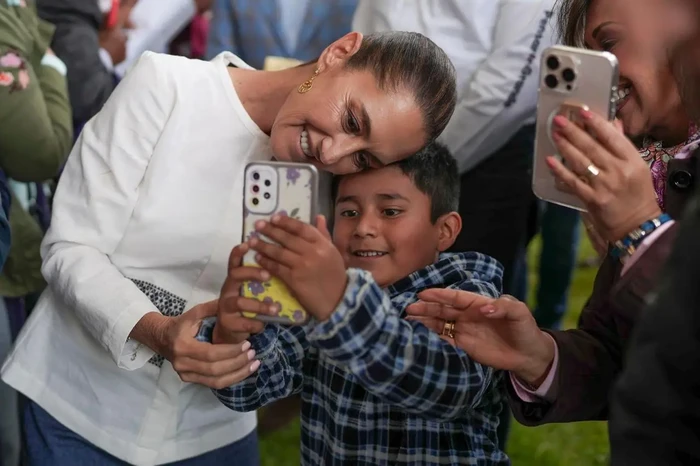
left=241, top=162, right=321, bottom=325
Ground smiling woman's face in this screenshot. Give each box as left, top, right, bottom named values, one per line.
left=584, top=0, right=689, bottom=141
left=269, top=67, right=426, bottom=175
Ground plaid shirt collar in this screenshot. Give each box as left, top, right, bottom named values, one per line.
left=388, top=252, right=503, bottom=304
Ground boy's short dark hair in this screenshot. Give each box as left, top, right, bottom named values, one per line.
left=333, top=142, right=460, bottom=223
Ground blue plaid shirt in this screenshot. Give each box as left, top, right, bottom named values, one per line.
left=205, top=0, right=358, bottom=69
left=197, top=253, right=510, bottom=465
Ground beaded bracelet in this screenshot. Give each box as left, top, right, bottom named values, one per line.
left=610, top=213, right=672, bottom=259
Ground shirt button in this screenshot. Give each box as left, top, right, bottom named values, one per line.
left=670, top=170, right=694, bottom=191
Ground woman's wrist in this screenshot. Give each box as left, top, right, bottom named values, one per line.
left=515, top=331, right=556, bottom=388
left=610, top=208, right=663, bottom=243
left=129, top=312, right=171, bottom=354
left=611, top=210, right=671, bottom=258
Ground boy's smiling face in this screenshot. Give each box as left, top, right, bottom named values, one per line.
left=332, top=166, right=461, bottom=288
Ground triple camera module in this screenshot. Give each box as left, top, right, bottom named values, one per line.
left=544, top=55, right=577, bottom=91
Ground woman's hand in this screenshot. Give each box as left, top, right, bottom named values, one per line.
left=406, top=289, right=556, bottom=386
left=153, top=301, right=260, bottom=389
left=548, top=110, right=662, bottom=242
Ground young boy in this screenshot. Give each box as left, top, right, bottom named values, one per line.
left=198, top=143, right=509, bottom=465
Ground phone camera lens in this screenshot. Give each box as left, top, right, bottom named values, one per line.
left=264, top=192, right=271, bottom=200
left=545, top=74, right=558, bottom=89
left=252, top=198, right=259, bottom=205
left=562, top=68, right=576, bottom=82
left=252, top=185, right=259, bottom=193
left=264, top=180, right=271, bottom=187
left=252, top=172, right=260, bottom=181
left=546, top=56, right=560, bottom=71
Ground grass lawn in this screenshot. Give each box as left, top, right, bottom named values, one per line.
left=259, top=226, right=610, bottom=465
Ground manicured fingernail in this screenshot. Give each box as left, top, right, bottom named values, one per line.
left=270, top=304, right=280, bottom=314
left=551, top=130, right=562, bottom=141
left=260, top=270, right=270, bottom=280
left=255, top=253, right=263, bottom=262
left=255, top=220, right=266, bottom=230
left=247, top=349, right=256, bottom=361
left=241, top=341, right=251, bottom=352
left=553, top=115, right=568, bottom=128
left=249, top=238, right=258, bottom=247
left=271, top=215, right=280, bottom=223
left=580, top=108, right=593, bottom=119
left=250, top=360, right=261, bottom=372
left=545, top=156, right=557, bottom=169
left=480, top=305, right=496, bottom=314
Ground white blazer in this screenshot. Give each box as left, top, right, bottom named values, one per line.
left=2, top=51, right=272, bottom=465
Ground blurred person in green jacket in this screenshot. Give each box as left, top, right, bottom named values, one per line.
left=0, top=1, right=72, bottom=464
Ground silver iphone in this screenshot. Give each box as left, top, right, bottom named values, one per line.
left=532, top=45, right=619, bottom=211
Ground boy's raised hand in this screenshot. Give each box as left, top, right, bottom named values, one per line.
left=215, top=243, right=280, bottom=344
left=248, top=215, right=348, bottom=322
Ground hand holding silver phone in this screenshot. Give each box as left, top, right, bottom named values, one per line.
left=532, top=45, right=620, bottom=211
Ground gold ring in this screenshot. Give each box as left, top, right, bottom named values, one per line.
left=442, top=320, right=456, bottom=338
left=586, top=163, right=600, bottom=177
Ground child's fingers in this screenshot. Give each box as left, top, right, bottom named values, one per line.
left=216, top=310, right=266, bottom=335
left=269, top=214, right=321, bottom=242
left=226, top=266, right=270, bottom=288
left=254, top=221, right=309, bottom=253
left=221, top=262, right=266, bottom=300
left=220, top=295, right=279, bottom=316
left=228, top=243, right=249, bottom=272
left=315, top=215, right=332, bottom=240
left=254, top=254, right=292, bottom=283
left=249, top=238, right=297, bottom=268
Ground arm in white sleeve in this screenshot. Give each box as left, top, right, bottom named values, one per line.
left=41, top=52, right=174, bottom=370
left=439, top=2, right=555, bottom=173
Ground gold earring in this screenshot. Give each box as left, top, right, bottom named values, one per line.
left=297, top=68, right=320, bottom=94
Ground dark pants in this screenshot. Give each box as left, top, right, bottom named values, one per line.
left=532, top=203, right=580, bottom=330
left=449, top=124, right=537, bottom=296
left=449, top=124, right=537, bottom=449
left=23, top=401, right=260, bottom=466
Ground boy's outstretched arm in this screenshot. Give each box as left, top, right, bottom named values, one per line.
left=307, top=254, right=503, bottom=422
